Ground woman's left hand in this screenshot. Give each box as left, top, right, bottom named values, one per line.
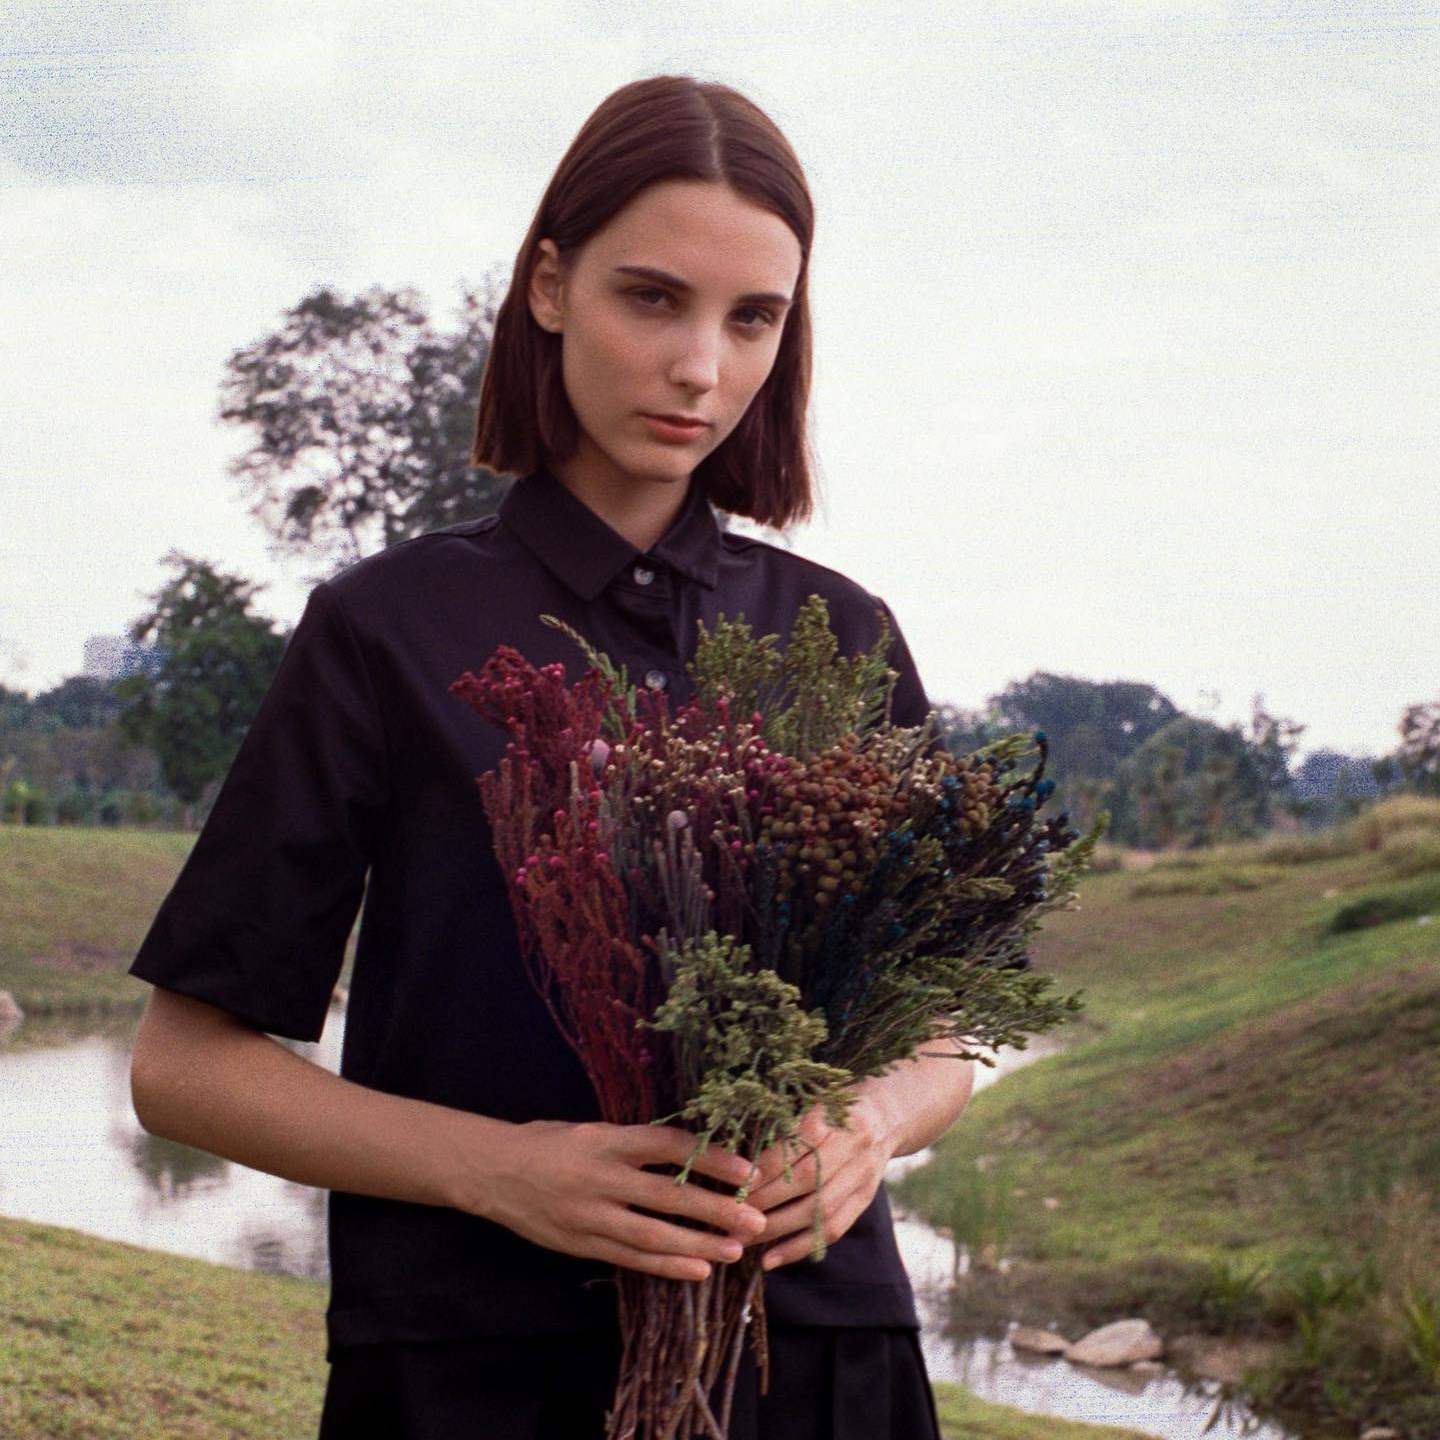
left=743, top=1088, right=899, bottom=1272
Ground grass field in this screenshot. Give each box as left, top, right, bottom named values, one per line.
left=896, top=797, right=1440, bottom=1438
left=0, top=1216, right=1148, bottom=1439
left=0, top=1217, right=325, bottom=1439
left=0, top=826, right=356, bottom=1045
left=0, top=827, right=193, bottom=1021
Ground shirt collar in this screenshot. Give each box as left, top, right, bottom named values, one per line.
left=498, top=468, right=723, bottom=601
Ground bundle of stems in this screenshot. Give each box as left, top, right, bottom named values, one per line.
left=452, top=595, right=1102, bottom=1438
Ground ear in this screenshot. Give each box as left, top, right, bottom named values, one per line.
left=528, top=239, right=566, bottom=334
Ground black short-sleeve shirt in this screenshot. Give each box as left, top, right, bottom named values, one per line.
left=129, top=469, right=937, bottom=1355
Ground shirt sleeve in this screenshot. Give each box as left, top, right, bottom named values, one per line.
left=128, top=580, right=390, bottom=1041
left=872, top=595, right=937, bottom=739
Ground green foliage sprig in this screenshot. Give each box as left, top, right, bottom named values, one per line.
left=643, top=930, right=853, bottom=1201
left=688, top=595, right=900, bottom=757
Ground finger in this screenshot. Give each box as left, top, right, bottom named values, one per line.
left=687, top=1142, right=760, bottom=1188
left=584, top=1235, right=713, bottom=1283
left=628, top=1171, right=767, bottom=1241
left=747, top=1130, right=824, bottom=1194
left=759, top=1154, right=875, bottom=1248
left=762, top=1180, right=874, bottom=1271
left=615, top=1126, right=754, bottom=1190
left=753, top=1192, right=823, bottom=1248
left=798, top=1105, right=836, bottom=1144
left=747, top=1166, right=814, bottom=1214
left=750, top=1107, right=882, bottom=1209
left=748, top=1132, right=849, bottom=1212
left=604, top=1207, right=748, bottom=1267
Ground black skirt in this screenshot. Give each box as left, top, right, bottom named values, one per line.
left=317, top=1325, right=942, bottom=1439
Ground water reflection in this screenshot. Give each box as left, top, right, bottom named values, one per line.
left=238, top=1185, right=328, bottom=1278
left=129, top=1131, right=228, bottom=1198
left=0, top=1003, right=345, bottom=1280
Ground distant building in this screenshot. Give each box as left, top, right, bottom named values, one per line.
left=1291, top=749, right=1382, bottom=802
left=82, top=635, right=162, bottom=682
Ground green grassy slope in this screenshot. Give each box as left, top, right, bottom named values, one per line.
left=897, top=801, right=1440, bottom=1436
left=0, top=1217, right=326, bottom=1439
left=0, top=827, right=193, bottom=1019
left=0, top=1217, right=1147, bottom=1440
left=0, top=826, right=359, bottom=1043
left=899, top=851, right=1440, bottom=1267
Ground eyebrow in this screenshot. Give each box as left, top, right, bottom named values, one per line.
left=612, top=264, right=793, bottom=309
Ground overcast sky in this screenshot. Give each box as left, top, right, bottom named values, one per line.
left=2, top=0, right=1435, bottom=760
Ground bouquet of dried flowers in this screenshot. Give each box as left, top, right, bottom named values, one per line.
left=451, top=595, right=1103, bottom=1439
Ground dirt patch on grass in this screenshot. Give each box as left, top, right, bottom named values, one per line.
left=1119, top=965, right=1440, bottom=1167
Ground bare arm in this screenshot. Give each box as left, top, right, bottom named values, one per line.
left=854, top=1031, right=978, bottom=1159
left=744, top=1033, right=978, bottom=1269
left=130, top=987, right=765, bottom=1281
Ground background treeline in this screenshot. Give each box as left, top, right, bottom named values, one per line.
left=6, top=630, right=1431, bottom=845
left=1, top=555, right=287, bottom=830
left=939, top=678, right=1431, bottom=848
left=1, top=676, right=163, bottom=827
left=5, top=280, right=1435, bottom=839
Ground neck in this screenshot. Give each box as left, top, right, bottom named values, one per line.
left=549, top=446, right=691, bottom=554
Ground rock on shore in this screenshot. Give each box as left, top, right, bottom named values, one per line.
left=0, top=990, right=23, bottom=1038
left=1009, top=1325, right=1071, bottom=1355
left=1065, top=1319, right=1165, bottom=1368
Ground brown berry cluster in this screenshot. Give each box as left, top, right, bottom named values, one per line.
left=940, top=753, right=1006, bottom=841
left=754, top=734, right=907, bottom=908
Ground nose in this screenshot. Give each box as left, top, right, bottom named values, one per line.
left=667, top=321, right=720, bottom=393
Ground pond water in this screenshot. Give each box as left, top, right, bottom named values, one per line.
left=0, top=1009, right=340, bottom=1279
left=0, top=1011, right=1324, bottom=1438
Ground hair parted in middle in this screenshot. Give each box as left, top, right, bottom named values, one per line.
left=471, top=74, right=817, bottom=530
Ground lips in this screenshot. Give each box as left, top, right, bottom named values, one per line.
left=641, top=413, right=711, bottom=443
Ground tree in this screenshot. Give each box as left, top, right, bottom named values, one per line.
left=31, top=675, right=124, bottom=730
left=218, top=280, right=510, bottom=573
left=1290, top=748, right=1384, bottom=828
left=1107, top=713, right=1293, bottom=848
left=116, top=553, right=287, bottom=823
left=988, top=673, right=1183, bottom=781
left=1370, top=754, right=1406, bottom=799
left=1065, top=774, right=1113, bottom=836
left=1198, top=749, right=1240, bottom=844
left=1243, top=693, right=1305, bottom=824
left=1397, top=700, right=1440, bottom=795
left=935, top=701, right=1009, bottom=757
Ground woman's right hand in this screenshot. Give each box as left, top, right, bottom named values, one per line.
left=130, top=991, right=761, bottom=1283
left=463, top=1118, right=766, bottom=1282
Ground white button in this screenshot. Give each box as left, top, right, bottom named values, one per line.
left=633, top=564, right=655, bottom=586
left=643, top=669, right=668, bottom=691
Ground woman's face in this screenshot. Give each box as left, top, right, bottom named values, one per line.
left=528, top=179, right=803, bottom=495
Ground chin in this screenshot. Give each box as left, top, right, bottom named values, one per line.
left=618, top=446, right=700, bottom=486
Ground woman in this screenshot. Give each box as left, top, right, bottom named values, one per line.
left=128, top=74, right=978, bottom=1438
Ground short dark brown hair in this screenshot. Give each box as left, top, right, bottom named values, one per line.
left=471, top=74, right=816, bottom=530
